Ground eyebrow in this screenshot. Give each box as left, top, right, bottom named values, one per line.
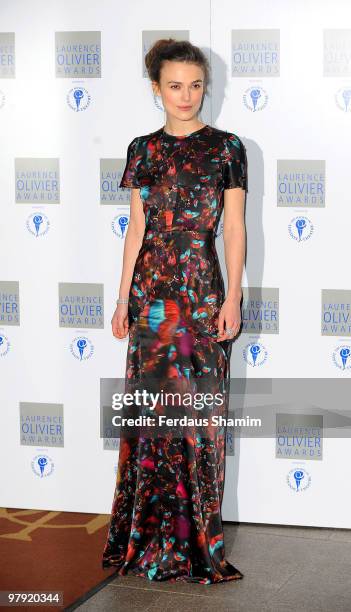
left=167, top=79, right=203, bottom=84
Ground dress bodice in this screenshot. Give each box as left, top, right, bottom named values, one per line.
left=119, top=124, right=247, bottom=235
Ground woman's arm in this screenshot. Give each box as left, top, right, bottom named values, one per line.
left=223, top=187, right=246, bottom=300
left=112, top=188, right=145, bottom=339
left=118, top=189, right=145, bottom=298
left=216, top=187, right=246, bottom=342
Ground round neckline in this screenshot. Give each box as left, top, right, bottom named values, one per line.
left=161, top=123, right=208, bottom=139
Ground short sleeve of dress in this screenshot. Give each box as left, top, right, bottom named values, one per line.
left=222, top=133, right=248, bottom=192
left=119, top=137, right=141, bottom=188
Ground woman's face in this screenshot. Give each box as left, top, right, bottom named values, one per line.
left=153, top=60, right=205, bottom=122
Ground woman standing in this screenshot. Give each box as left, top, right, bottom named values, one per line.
left=102, top=38, right=248, bottom=584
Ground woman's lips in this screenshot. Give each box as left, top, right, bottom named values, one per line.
left=178, top=106, right=192, bottom=110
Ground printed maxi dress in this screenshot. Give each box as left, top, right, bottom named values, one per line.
left=102, top=124, right=248, bottom=584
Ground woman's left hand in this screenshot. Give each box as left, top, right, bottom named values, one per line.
left=216, top=295, right=242, bottom=342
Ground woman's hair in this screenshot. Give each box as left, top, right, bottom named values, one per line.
left=145, top=38, right=211, bottom=99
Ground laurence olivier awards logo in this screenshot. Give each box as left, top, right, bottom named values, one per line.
left=55, top=31, right=101, bottom=78
left=231, top=29, right=280, bottom=77
left=243, top=86, right=268, bottom=112
left=31, top=454, right=55, bottom=478
left=240, top=288, right=277, bottom=366
left=112, top=213, right=129, bottom=238
left=100, top=159, right=132, bottom=205
left=277, top=160, right=325, bottom=208
left=101, top=404, right=120, bottom=451
left=324, top=31, right=351, bottom=110
left=0, top=281, right=20, bottom=325
left=286, top=467, right=311, bottom=492
left=276, top=414, right=323, bottom=460
left=15, top=158, right=60, bottom=204
left=241, top=287, right=279, bottom=334
left=26, top=211, right=50, bottom=237
left=321, top=290, right=351, bottom=371
left=0, top=32, right=15, bottom=78
left=69, top=335, right=94, bottom=361
left=20, top=402, right=64, bottom=447
left=66, top=86, right=91, bottom=112
left=321, top=289, right=351, bottom=336
left=324, top=29, right=351, bottom=78
left=100, top=379, right=123, bottom=450
left=288, top=216, right=314, bottom=242
left=59, top=282, right=104, bottom=329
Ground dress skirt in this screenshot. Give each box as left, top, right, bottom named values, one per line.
left=102, top=228, right=243, bottom=584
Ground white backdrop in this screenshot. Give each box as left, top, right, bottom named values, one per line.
left=1, top=0, right=351, bottom=528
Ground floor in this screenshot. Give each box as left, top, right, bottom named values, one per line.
left=72, top=522, right=351, bottom=611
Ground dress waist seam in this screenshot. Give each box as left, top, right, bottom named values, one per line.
left=144, top=229, right=215, bottom=235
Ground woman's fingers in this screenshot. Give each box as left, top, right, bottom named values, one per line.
left=217, top=310, right=225, bottom=337
left=123, top=318, right=129, bottom=336
left=112, top=313, right=129, bottom=339
left=216, top=317, right=241, bottom=342
left=116, top=317, right=128, bottom=338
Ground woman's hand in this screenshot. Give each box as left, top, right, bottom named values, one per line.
left=216, top=294, right=242, bottom=342
left=111, top=303, right=129, bottom=339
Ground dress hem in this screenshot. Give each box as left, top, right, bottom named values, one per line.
left=101, top=558, right=244, bottom=585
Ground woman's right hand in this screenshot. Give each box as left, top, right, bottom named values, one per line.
left=111, top=303, right=129, bottom=339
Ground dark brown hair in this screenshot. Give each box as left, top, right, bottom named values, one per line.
left=145, top=38, right=211, bottom=99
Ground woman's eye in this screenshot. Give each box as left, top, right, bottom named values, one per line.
left=170, top=84, right=202, bottom=90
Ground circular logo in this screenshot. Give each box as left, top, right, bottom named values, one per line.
left=243, top=341, right=268, bottom=367
left=69, top=336, right=94, bottom=361
left=288, top=216, right=314, bottom=242
left=335, top=87, right=351, bottom=112
left=286, top=467, right=311, bottom=492
left=66, top=87, right=92, bottom=112
left=0, top=333, right=11, bottom=357
left=26, top=212, right=50, bottom=237
left=112, top=213, right=129, bottom=238
left=243, top=86, right=268, bottom=112
left=332, top=344, right=351, bottom=371
left=31, top=454, right=55, bottom=478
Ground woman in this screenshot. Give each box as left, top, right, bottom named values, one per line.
left=102, top=38, right=248, bottom=584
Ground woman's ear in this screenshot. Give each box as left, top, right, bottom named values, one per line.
left=151, top=81, right=160, bottom=97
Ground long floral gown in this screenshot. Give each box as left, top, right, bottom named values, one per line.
left=102, top=124, right=248, bottom=584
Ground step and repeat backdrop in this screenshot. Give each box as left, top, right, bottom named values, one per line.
left=1, top=0, right=350, bottom=527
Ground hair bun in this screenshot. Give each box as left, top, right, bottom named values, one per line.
left=144, top=38, right=210, bottom=96
left=144, top=38, right=176, bottom=73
